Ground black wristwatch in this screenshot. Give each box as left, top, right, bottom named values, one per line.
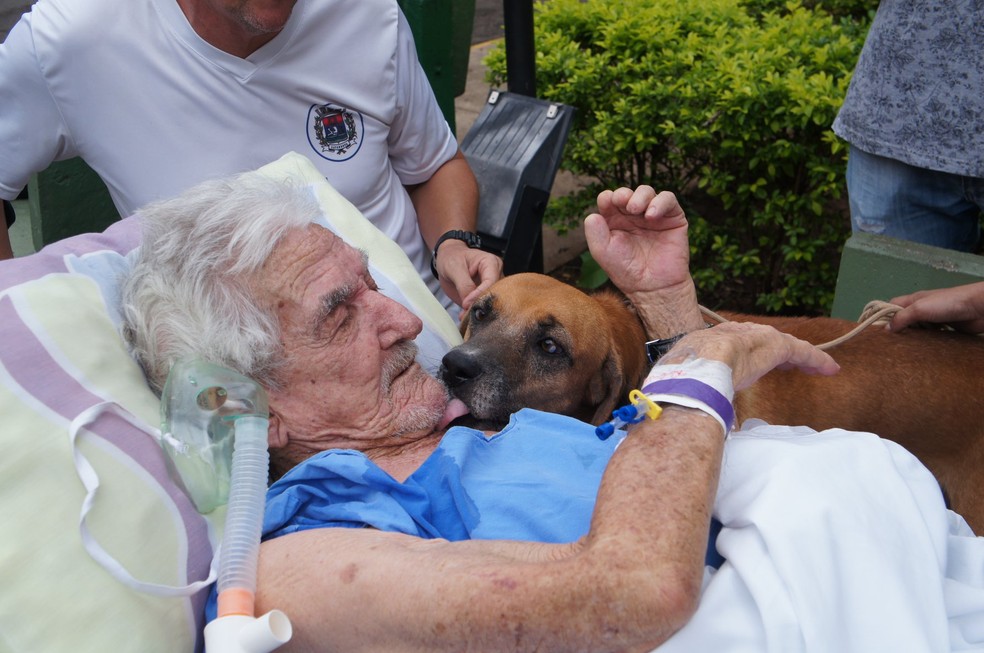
left=430, top=230, right=483, bottom=279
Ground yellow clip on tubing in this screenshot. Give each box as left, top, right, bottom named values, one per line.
left=628, top=390, right=663, bottom=421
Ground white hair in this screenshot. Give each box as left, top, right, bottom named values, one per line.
left=120, top=172, right=322, bottom=394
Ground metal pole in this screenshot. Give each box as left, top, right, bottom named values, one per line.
left=503, top=0, right=536, bottom=96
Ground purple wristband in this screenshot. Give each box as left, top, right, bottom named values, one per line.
left=640, top=378, right=735, bottom=431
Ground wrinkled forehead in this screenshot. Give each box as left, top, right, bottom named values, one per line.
left=253, top=223, right=365, bottom=301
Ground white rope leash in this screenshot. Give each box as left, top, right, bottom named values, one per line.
left=697, top=300, right=903, bottom=351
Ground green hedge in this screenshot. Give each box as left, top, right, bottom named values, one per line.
left=485, top=0, right=870, bottom=314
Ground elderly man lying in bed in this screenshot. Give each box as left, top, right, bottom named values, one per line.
left=121, top=172, right=983, bottom=652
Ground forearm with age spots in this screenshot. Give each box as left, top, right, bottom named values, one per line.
left=628, top=279, right=706, bottom=339
left=255, top=407, right=720, bottom=653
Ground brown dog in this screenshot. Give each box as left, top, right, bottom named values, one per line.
left=441, top=273, right=647, bottom=426
left=439, top=272, right=984, bottom=533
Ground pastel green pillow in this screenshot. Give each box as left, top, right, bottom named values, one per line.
left=0, top=263, right=217, bottom=653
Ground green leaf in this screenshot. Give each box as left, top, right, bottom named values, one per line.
left=577, top=251, right=610, bottom=289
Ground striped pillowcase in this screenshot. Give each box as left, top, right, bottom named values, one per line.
left=0, top=219, right=217, bottom=653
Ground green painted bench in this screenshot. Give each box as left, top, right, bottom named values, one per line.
left=831, top=233, right=984, bottom=321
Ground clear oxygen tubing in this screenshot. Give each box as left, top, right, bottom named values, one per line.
left=215, top=414, right=269, bottom=617
left=159, top=358, right=291, bottom=652
left=206, top=413, right=292, bottom=653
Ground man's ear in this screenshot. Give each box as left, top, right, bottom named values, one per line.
left=268, top=411, right=289, bottom=449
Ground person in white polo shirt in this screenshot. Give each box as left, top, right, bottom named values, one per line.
left=0, top=0, right=503, bottom=312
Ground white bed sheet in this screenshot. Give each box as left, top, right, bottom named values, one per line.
left=656, top=421, right=984, bottom=652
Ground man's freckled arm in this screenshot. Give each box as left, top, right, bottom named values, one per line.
left=254, top=406, right=721, bottom=653
left=630, top=280, right=705, bottom=340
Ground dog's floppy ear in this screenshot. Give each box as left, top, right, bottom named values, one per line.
left=585, top=350, right=625, bottom=426
left=458, top=307, right=470, bottom=338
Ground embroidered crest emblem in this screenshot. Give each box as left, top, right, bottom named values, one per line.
left=307, top=103, right=364, bottom=162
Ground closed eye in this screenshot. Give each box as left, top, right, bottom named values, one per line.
left=313, top=282, right=355, bottom=337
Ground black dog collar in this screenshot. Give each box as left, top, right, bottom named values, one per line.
left=646, top=323, right=713, bottom=364
left=645, top=333, right=687, bottom=364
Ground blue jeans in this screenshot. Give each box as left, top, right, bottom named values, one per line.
left=846, top=146, right=984, bottom=252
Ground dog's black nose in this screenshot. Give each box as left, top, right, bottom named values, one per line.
left=440, top=347, right=483, bottom=388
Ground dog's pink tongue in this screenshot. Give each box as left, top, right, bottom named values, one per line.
left=438, top=398, right=470, bottom=430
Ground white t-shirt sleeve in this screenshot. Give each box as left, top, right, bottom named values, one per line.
left=386, top=9, right=458, bottom=187
left=0, top=13, right=75, bottom=198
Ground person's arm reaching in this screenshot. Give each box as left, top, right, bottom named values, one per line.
left=254, top=324, right=839, bottom=653
left=407, top=149, right=503, bottom=311
left=888, top=282, right=984, bottom=334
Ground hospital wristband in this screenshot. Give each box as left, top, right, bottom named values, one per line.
left=641, top=359, right=735, bottom=436
left=641, top=381, right=734, bottom=437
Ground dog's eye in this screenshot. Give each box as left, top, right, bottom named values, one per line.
left=472, top=306, right=488, bottom=322
left=538, top=338, right=564, bottom=355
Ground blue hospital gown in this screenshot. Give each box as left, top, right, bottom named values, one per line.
left=206, top=409, right=721, bottom=619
